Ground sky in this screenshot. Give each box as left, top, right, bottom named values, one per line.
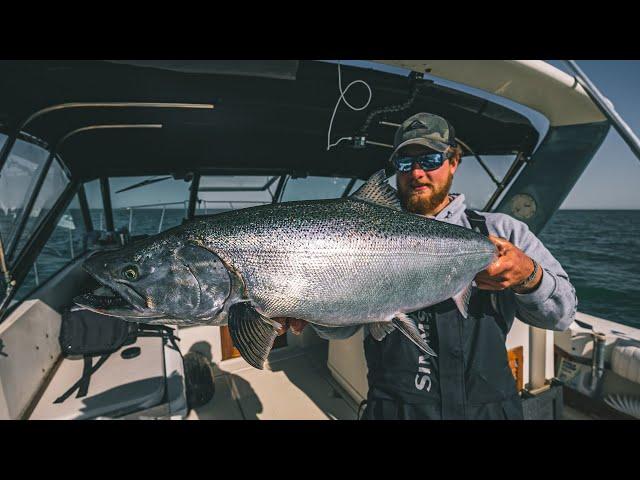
left=79, top=60, right=640, bottom=211
left=547, top=60, right=640, bottom=209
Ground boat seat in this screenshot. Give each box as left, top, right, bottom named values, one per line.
left=611, top=343, right=640, bottom=385
left=29, top=335, right=184, bottom=420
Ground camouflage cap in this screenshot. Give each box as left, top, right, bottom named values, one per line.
left=392, top=112, right=457, bottom=156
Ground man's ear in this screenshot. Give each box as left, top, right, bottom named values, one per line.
left=449, top=155, right=461, bottom=173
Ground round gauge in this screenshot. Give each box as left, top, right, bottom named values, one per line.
left=509, top=193, right=537, bottom=220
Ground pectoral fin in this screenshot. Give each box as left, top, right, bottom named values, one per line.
left=452, top=283, right=473, bottom=319
left=227, top=302, right=279, bottom=370
left=392, top=313, right=437, bottom=357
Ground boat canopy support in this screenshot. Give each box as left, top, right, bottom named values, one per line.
left=100, top=177, right=114, bottom=232
left=565, top=60, right=640, bottom=163
left=76, top=184, right=93, bottom=233
left=272, top=175, right=289, bottom=204
left=187, top=173, right=201, bottom=221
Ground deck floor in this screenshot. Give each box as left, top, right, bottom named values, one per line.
left=184, top=343, right=604, bottom=421
left=186, top=344, right=359, bottom=420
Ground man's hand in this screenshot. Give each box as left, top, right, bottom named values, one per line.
left=272, top=317, right=309, bottom=336
left=475, top=235, right=542, bottom=293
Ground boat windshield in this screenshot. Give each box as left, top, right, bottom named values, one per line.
left=0, top=133, right=70, bottom=266
left=107, top=176, right=191, bottom=235
left=450, top=154, right=519, bottom=209
left=14, top=186, right=94, bottom=301
left=282, top=176, right=360, bottom=201
left=197, top=175, right=275, bottom=214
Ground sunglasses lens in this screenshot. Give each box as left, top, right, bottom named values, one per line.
left=393, top=153, right=445, bottom=172
left=393, top=157, right=413, bottom=172
left=420, top=153, right=445, bottom=170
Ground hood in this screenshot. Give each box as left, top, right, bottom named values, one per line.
left=415, top=193, right=469, bottom=225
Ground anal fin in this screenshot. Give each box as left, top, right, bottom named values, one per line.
left=228, top=302, right=279, bottom=370
left=392, top=313, right=437, bottom=357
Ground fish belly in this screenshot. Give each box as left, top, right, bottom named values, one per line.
left=238, top=248, right=479, bottom=327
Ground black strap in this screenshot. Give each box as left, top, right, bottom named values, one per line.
left=464, top=209, right=513, bottom=335
left=76, top=356, right=93, bottom=398
left=465, top=209, right=489, bottom=236
left=137, top=325, right=181, bottom=352
left=54, top=354, right=111, bottom=404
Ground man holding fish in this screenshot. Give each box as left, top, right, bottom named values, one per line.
left=75, top=112, right=577, bottom=420
left=276, top=113, right=577, bottom=420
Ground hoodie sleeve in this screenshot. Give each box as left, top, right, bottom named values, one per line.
left=489, top=213, right=578, bottom=331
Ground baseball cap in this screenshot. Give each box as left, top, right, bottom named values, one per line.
left=391, top=112, right=458, bottom=157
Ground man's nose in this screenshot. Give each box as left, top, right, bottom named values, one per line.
left=410, top=161, right=426, bottom=179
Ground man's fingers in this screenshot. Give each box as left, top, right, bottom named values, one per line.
left=271, top=317, right=289, bottom=336
left=289, top=318, right=309, bottom=335
left=476, top=278, right=508, bottom=291
left=488, top=235, right=511, bottom=254
left=476, top=272, right=508, bottom=284
left=481, top=257, right=513, bottom=278
left=271, top=317, right=309, bottom=336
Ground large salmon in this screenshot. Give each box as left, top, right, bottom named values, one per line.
left=74, top=170, right=497, bottom=369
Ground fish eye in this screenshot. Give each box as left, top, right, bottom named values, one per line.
left=122, top=265, right=139, bottom=281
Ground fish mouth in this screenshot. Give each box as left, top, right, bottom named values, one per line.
left=73, top=266, right=164, bottom=320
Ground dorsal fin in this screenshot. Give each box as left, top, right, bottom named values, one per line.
left=351, top=169, right=402, bottom=211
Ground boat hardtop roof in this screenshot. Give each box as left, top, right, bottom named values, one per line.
left=0, top=60, right=576, bottom=182
left=377, top=60, right=607, bottom=127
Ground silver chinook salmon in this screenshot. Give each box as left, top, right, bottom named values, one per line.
left=74, top=170, right=497, bottom=369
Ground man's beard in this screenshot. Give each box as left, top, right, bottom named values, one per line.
left=399, top=173, right=453, bottom=216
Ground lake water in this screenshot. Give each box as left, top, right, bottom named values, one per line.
left=538, top=210, right=640, bottom=328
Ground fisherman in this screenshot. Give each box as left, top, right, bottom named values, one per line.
left=275, top=112, right=578, bottom=420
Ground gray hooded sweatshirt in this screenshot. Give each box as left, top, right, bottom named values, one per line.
left=312, top=193, right=578, bottom=340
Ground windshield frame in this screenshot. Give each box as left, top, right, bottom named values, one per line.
left=0, top=129, right=75, bottom=317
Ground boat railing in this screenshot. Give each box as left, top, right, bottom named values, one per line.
left=119, top=200, right=190, bottom=234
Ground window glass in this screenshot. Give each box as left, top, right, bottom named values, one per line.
left=0, top=134, right=56, bottom=259
left=13, top=158, right=70, bottom=256
left=196, top=175, right=275, bottom=214
left=450, top=155, right=518, bottom=210
left=108, top=176, right=191, bottom=235
left=13, top=193, right=87, bottom=301
left=281, top=176, right=352, bottom=202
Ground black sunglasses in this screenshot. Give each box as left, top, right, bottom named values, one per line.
left=392, top=151, right=454, bottom=173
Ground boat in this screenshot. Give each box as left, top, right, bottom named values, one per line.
left=0, top=60, right=637, bottom=420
